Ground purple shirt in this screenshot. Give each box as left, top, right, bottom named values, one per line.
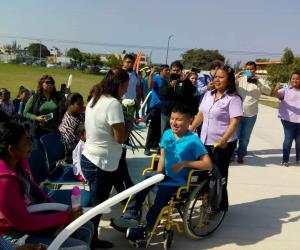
left=278, top=87, right=300, bottom=123
left=199, top=90, right=243, bottom=145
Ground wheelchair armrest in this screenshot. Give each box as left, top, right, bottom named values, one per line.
left=175, top=170, right=207, bottom=199
left=142, top=154, right=160, bottom=176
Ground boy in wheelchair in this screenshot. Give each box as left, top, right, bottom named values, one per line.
left=111, top=104, right=212, bottom=243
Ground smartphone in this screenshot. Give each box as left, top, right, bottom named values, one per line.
left=44, top=112, right=54, bottom=122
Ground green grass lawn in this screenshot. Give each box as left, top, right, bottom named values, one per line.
left=258, top=100, right=279, bottom=109
left=0, top=64, right=103, bottom=101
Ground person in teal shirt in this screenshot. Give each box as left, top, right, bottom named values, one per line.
left=111, top=104, right=212, bottom=243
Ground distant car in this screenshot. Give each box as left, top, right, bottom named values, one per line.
left=46, top=63, right=57, bottom=68
left=85, top=65, right=101, bottom=74
left=99, top=67, right=111, bottom=74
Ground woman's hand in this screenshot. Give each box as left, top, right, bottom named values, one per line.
left=218, top=138, right=228, bottom=148
left=35, top=115, right=46, bottom=123
left=67, top=206, right=83, bottom=223
left=172, top=161, right=186, bottom=173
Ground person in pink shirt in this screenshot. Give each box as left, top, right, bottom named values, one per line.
left=274, top=70, right=300, bottom=167
left=190, top=65, right=243, bottom=211
left=0, top=122, right=94, bottom=249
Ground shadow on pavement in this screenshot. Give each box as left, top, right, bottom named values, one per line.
left=191, top=195, right=300, bottom=249
left=232, top=148, right=297, bottom=167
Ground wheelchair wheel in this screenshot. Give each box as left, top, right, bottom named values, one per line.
left=163, top=229, right=174, bottom=250
left=183, top=179, right=226, bottom=239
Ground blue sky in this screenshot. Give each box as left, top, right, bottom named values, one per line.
left=1, top=0, right=299, bottom=64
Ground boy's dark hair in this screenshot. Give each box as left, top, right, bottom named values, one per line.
left=123, top=54, right=135, bottom=61
left=75, top=123, right=85, bottom=138
left=66, top=92, right=83, bottom=107
left=245, top=61, right=257, bottom=69
left=170, top=60, right=183, bottom=71
left=0, top=122, right=26, bottom=160
left=171, top=103, right=193, bottom=117
left=159, top=64, right=169, bottom=72
left=210, top=60, right=223, bottom=70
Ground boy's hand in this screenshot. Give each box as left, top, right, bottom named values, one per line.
left=172, top=161, right=186, bottom=173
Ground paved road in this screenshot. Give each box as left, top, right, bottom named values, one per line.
left=99, top=104, right=300, bottom=250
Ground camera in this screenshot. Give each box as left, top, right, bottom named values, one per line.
left=247, top=76, right=258, bottom=84
left=170, top=73, right=180, bottom=82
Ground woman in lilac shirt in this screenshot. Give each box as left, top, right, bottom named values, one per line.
left=274, top=71, right=300, bottom=167
left=191, top=65, right=243, bottom=211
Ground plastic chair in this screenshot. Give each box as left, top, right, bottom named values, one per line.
left=39, top=132, right=83, bottom=185
left=28, top=135, right=90, bottom=207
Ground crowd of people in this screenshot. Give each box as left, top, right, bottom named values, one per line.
left=0, top=55, right=299, bottom=249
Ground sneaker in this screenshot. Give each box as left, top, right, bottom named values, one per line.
left=110, top=217, right=139, bottom=233
left=237, top=155, right=244, bottom=164
left=144, top=148, right=151, bottom=156
left=281, top=161, right=289, bottom=167
left=126, top=227, right=148, bottom=242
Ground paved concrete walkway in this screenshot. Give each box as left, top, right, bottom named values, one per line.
left=99, top=104, right=300, bottom=250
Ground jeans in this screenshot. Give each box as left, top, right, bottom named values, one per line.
left=281, top=119, right=300, bottom=162
left=236, top=115, right=257, bottom=156
left=22, top=221, right=94, bottom=250
left=81, top=155, right=121, bottom=234
left=124, top=173, right=178, bottom=230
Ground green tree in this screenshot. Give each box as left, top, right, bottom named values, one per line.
left=26, top=43, right=50, bottom=58
left=82, top=53, right=102, bottom=66
left=281, top=47, right=294, bottom=65
left=66, top=48, right=83, bottom=66
left=106, top=54, right=122, bottom=67
left=181, top=49, right=225, bottom=70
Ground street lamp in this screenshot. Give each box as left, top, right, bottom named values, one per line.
left=39, top=40, right=42, bottom=61
left=165, top=34, right=174, bottom=64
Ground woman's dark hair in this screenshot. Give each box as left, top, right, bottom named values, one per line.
left=37, top=74, right=57, bottom=94
left=66, top=92, right=83, bottom=107
left=170, top=60, right=183, bottom=71
left=210, top=60, right=224, bottom=70
left=123, top=54, right=135, bottom=62
left=290, top=70, right=300, bottom=79
left=217, top=65, right=238, bottom=95
left=0, top=122, right=26, bottom=160
left=90, top=67, right=129, bottom=107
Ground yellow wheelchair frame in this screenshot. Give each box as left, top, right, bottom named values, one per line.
left=122, top=154, right=226, bottom=249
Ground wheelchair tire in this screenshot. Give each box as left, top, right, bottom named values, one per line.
left=183, top=179, right=226, bottom=239
left=163, top=229, right=174, bottom=250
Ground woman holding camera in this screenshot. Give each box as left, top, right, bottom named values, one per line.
left=234, top=61, right=271, bottom=164
left=274, top=70, right=300, bottom=167
left=191, top=65, right=243, bottom=211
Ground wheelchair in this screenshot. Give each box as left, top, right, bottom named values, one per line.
left=121, top=154, right=226, bottom=249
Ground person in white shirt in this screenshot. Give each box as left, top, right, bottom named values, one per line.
left=235, top=61, right=271, bottom=163
left=81, top=67, right=129, bottom=248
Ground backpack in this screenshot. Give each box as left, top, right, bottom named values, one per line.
left=207, top=164, right=225, bottom=212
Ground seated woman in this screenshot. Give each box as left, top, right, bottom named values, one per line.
left=0, top=122, right=95, bottom=249
left=23, top=75, right=65, bottom=139
left=59, top=92, right=84, bottom=158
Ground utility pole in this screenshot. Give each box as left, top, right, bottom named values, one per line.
left=165, top=34, right=174, bottom=64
